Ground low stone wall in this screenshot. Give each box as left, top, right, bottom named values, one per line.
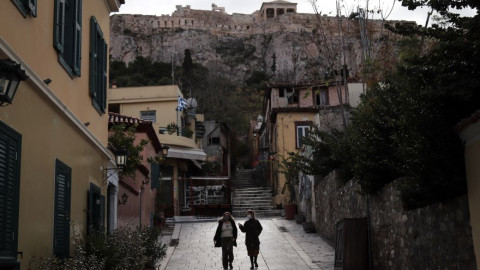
left=313, top=171, right=477, bottom=269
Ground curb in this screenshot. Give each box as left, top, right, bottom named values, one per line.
left=273, top=219, right=320, bottom=269
left=158, top=223, right=182, bottom=270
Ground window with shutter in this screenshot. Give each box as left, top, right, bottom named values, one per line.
left=151, top=163, right=160, bottom=189
left=53, top=0, right=82, bottom=77
left=53, top=159, right=71, bottom=258
left=87, top=183, right=104, bottom=233
left=12, top=0, right=37, bottom=17
left=0, top=121, right=21, bottom=264
left=90, top=16, right=107, bottom=114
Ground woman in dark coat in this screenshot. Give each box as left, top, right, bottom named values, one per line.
left=214, top=212, right=238, bottom=270
left=238, top=209, right=263, bottom=269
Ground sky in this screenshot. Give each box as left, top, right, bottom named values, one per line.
left=114, top=0, right=449, bottom=25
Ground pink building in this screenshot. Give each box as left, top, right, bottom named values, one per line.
left=108, top=113, right=164, bottom=228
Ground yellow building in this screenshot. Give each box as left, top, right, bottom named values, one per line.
left=108, top=85, right=206, bottom=216
left=458, top=110, right=480, bottom=266
left=259, top=83, right=354, bottom=205
left=0, top=1, right=123, bottom=268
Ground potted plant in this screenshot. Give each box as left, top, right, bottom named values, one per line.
left=279, top=152, right=302, bottom=220
left=166, top=122, right=178, bottom=135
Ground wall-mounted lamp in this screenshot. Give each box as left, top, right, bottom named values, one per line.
left=161, top=145, right=170, bottom=158
left=118, top=192, right=128, bottom=205
left=114, top=148, right=128, bottom=169
left=0, top=59, right=28, bottom=106
left=104, top=148, right=128, bottom=181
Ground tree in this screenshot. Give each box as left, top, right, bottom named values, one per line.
left=182, top=49, right=193, bottom=75
left=108, top=124, right=148, bottom=178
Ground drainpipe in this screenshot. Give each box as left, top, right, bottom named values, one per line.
left=140, top=187, right=143, bottom=227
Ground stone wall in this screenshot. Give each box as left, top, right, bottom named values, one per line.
left=313, top=171, right=477, bottom=269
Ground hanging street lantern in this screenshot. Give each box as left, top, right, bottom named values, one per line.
left=0, top=59, right=28, bottom=106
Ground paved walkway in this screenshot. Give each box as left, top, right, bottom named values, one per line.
left=159, top=218, right=334, bottom=270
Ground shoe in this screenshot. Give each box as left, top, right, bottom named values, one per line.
left=250, top=267, right=254, bottom=270
left=229, top=262, right=233, bottom=269
left=255, top=262, right=258, bottom=268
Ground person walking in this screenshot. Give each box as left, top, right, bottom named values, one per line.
left=214, top=212, right=238, bottom=270
left=238, top=209, right=263, bottom=269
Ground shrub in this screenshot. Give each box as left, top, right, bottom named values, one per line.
left=35, top=226, right=166, bottom=270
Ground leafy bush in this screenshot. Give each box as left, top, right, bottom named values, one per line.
left=35, top=226, right=166, bottom=270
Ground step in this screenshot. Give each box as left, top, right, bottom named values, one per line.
left=234, top=188, right=271, bottom=192
left=232, top=195, right=272, bottom=200
left=233, top=206, right=277, bottom=211
left=233, top=190, right=272, bottom=195
left=232, top=199, right=272, bottom=204
left=232, top=209, right=282, bottom=217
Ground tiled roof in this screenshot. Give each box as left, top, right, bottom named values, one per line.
left=108, top=112, right=151, bottom=124
left=455, top=110, right=480, bottom=133
left=108, top=112, right=162, bottom=152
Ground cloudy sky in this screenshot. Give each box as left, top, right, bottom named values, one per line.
left=114, top=0, right=439, bottom=25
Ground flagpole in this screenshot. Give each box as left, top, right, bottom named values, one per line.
left=177, top=95, right=180, bottom=136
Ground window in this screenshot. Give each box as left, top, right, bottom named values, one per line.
left=209, top=137, right=220, bottom=145
left=89, top=16, right=107, bottom=114
left=0, top=121, right=21, bottom=265
left=12, top=0, right=37, bottom=17
left=315, top=88, right=329, bottom=106
left=87, top=183, right=105, bottom=233
left=286, top=88, right=299, bottom=104
left=278, top=88, right=285, bottom=97
left=151, top=163, right=160, bottom=189
left=140, top=110, right=156, bottom=122
left=54, top=0, right=82, bottom=77
left=54, top=159, right=71, bottom=258
left=108, top=104, right=120, bottom=114
left=296, top=124, right=310, bottom=148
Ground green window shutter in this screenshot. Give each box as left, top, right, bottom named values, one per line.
left=101, top=42, right=107, bottom=112
left=89, top=16, right=98, bottom=98
left=0, top=122, right=21, bottom=261
left=28, top=0, right=37, bottom=17
left=53, top=0, right=66, bottom=53
left=151, top=163, right=160, bottom=189
left=73, top=0, right=82, bottom=76
left=89, top=16, right=107, bottom=114
left=53, top=159, right=71, bottom=258
left=12, top=0, right=36, bottom=17
left=100, top=195, right=105, bottom=229
left=87, top=183, right=102, bottom=233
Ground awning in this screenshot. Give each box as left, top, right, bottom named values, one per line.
left=167, top=146, right=207, bottom=161
left=191, top=159, right=202, bottom=169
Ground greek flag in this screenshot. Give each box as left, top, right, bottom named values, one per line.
left=176, top=96, right=188, bottom=111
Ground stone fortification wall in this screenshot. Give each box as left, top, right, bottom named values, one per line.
left=313, top=172, right=476, bottom=269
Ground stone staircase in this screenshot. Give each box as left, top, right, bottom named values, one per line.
left=231, top=169, right=282, bottom=217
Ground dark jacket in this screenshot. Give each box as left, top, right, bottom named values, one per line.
left=214, top=219, right=238, bottom=247
left=239, top=219, right=263, bottom=248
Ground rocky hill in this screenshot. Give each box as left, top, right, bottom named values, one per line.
left=110, top=5, right=412, bottom=85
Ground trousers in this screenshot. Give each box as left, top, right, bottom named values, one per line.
left=221, top=237, right=234, bottom=268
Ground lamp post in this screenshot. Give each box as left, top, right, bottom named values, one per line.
left=0, top=59, right=28, bottom=106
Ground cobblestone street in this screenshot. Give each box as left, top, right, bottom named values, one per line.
left=160, top=218, right=334, bottom=270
